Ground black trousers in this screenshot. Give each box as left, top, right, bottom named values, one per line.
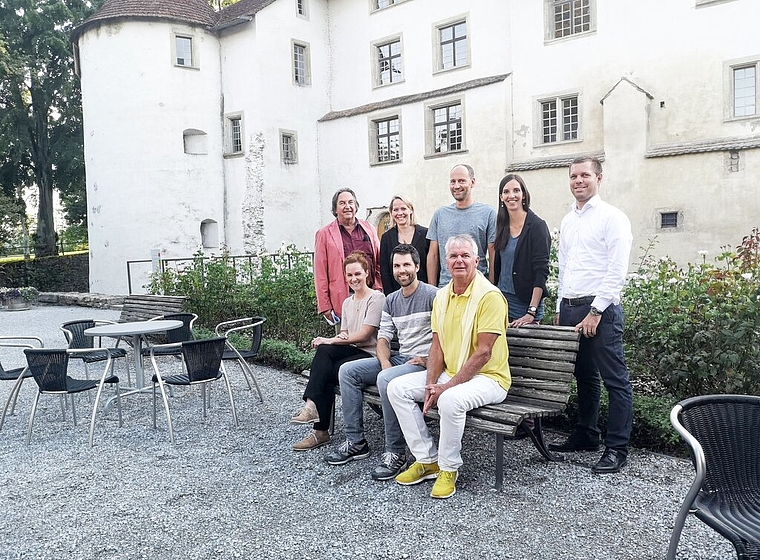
left=303, top=344, right=372, bottom=431
left=559, top=300, right=633, bottom=453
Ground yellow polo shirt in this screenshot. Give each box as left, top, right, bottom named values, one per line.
left=432, top=282, right=511, bottom=391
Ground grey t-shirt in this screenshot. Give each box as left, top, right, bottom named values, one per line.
left=427, top=202, right=497, bottom=286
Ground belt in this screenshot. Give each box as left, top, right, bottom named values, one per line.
left=561, top=296, right=595, bottom=306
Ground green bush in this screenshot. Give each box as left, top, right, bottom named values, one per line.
left=624, top=230, right=760, bottom=400
left=146, top=246, right=330, bottom=350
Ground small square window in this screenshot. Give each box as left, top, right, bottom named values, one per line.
left=372, top=0, right=402, bottom=11
left=280, top=131, right=298, bottom=164
left=538, top=94, right=579, bottom=144
left=660, top=212, right=678, bottom=229
left=374, top=38, right=403, bottom=87
left=424, top=100, right=464, bottom=156
left=293, top=41, right=312, bottom=86
left=544, top=0, right=596, bottom=42
left=435, top=19, right=468, bottom=72
left=371, top=117, right=401, bottom=164
left=173, top=34, right=198, bottom=68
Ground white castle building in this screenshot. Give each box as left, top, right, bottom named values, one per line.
left=72, top=0, right=760, bottom=294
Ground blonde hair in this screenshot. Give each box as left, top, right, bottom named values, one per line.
left=388, top=195, right=417, bottom=227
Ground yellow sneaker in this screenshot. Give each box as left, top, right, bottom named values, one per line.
left=395, top=461, right=439, bottom=486
left=430, top=470, right=458, bottom=499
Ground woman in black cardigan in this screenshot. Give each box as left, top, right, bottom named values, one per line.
left=379, top=195, right=429, bottom=294
left=492, top=174, right=551, bottom=327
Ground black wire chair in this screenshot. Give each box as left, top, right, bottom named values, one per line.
left=0, top=336, right=44, bottom=430
left=214, top=317, right=266, bottom=402
left=61, top=319, right=129, bottom=384
left=667, top=394, right=760, bottom=560
left=149, top=337, right=238, bottom=443
left=141, top=313, right=197, bottom=354
left=23, top=348, right=123, bottom=447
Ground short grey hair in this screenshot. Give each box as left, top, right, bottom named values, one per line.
left=444, top=234, right=478, bottom=257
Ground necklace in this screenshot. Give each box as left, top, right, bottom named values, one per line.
left=397, top=226, right=414, bottom=245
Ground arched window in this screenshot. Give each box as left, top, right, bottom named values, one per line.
left=200, top=219, right=219, bottom=249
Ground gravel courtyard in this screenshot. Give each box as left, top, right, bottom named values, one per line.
left=0, top=305, right=734, bottom=559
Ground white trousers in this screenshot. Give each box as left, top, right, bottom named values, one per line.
left=387, top=370, right=508, bottom=471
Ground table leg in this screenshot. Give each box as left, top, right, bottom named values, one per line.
left=132, top=334, right=144, bottom=390
left=104, top=334, right=149, bottom=414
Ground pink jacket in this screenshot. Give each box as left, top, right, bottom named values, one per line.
left=314, top=219, right=381, bottom=316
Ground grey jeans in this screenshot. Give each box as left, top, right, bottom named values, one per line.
left=337, top=355, right=424, bottom=453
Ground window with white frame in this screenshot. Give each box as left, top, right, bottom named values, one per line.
left=296, top=0, right=308, bottom=18
left=733, top=64, right=757, bottom=117
left=373, top=0, right=403, bottom=11
left=424, top=101, right=463, bottom=155
left=224, top=114, right=243, bottom=155
left=280, top=131, right=298, bottom=164
left=292, top=41, right=311, bottom=86
left=371, top=116, right=401, bottom=164
left=435, top=18, right=468, bottom=72
left=544, top=0, right=596, bottom=41
left=173, top=34, right=198, bottom=68
left=375, top=38, right=403, bottom=86
left=538, top=94, right=579, bottom=144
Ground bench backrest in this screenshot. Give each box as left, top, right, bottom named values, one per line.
left=119, top=295, right=189, bottom=323
left=504, top=325, right=580, bottom=410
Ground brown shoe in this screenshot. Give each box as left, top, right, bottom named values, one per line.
left=290, top=404, right=319, bottom=424
left=293, top=430, right=330, bottom=451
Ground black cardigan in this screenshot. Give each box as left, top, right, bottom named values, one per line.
left=493, top=210, right=551, bottom=304
left=379, top=224, right=430, bottom=295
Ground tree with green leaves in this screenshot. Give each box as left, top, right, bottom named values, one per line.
left=0, top=0, right=101, bottom=257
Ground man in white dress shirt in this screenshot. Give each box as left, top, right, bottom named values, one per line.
left=549, top=155, right=633, bottom=474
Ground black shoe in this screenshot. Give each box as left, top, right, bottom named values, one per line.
left=548, top=436, right=601, bottom=452
left=325, top=439, right=370, bottom=465
left=371, top=452, right=407, bottom=481
left=591, top=448, right=628, bottom=474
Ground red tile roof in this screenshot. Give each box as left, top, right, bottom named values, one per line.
left=85, top=0, right=217, bottom=26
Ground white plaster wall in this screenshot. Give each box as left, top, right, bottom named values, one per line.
left=79, top=20, right=223, bottom=294
left=219, top=0, right=330, bottom=255
left=327, top=0, right=511, bottom=110
left=508, top=0, right=760, bottom=267
left=317, top=0, right=511, bottom=228
left=317, top=82, right=511, bottom=229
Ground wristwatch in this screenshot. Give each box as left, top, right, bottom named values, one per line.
left=527, top=306, right=538, bottom=317
left=589, top=306, right=603, bottom=316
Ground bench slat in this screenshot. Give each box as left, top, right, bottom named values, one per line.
left=119, top=294, right=188, bottom=323
left=510, top=367, right=574, bottom=382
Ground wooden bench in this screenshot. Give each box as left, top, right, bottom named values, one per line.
left=118, top=294, right=189, bottom=323
left=361, top=324, right=581, bottom=490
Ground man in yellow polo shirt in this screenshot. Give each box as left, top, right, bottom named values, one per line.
left=387, top=233, right=510, bottom=499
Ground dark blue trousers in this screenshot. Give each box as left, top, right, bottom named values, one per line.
left=559, top=301, right=633, bottom=454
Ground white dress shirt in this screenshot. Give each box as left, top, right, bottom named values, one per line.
left=557, top=195, right=632, bottom=312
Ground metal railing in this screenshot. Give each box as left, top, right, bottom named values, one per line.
left=126, top=251, right=315, bottom=294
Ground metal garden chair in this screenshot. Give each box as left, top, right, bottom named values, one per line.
left=667, top=394, right=760, bottom=560
left=0, top=336, right=44, bottom=430
left=149, top=336, right=238, bottom=443
left=23, top=348, right=123, bottom=447
left=214, top=317, right=266, bottom=402
left=61, top=319, right=130, bottom=384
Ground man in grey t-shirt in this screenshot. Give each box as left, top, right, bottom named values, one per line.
left=426, top=164, right=496, bottom=287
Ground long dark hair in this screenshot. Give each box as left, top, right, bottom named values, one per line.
left=494, top=174, right=531, bottom=251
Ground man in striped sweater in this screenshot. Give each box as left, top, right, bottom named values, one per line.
left=325, top=244, right=438, bottom=481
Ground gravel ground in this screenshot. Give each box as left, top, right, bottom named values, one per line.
left=0, top=305, right=735, bottom=559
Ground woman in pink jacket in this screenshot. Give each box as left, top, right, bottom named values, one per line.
left=314, top=188, right=381, bottom=325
